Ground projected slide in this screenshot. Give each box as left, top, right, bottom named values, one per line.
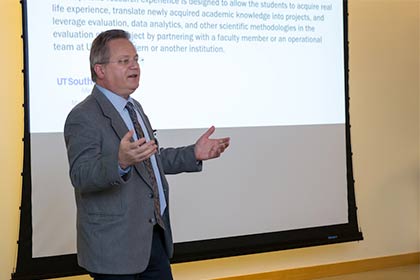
left=27, top=0, right=344, bottom=132
left=24, top=0, right=351, bottom=261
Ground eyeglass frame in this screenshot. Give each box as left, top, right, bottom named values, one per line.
left=98, top=55, right=144, bottom=66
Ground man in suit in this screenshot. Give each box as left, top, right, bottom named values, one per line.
left=64, top=29, right=230, bottom=280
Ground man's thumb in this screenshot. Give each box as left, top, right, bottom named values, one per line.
left=122, top=130, right=134, bottom=142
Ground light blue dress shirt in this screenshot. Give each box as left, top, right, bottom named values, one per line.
left=96, top=85, right=167, bottom=215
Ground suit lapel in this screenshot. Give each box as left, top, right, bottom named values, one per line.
left=92, top=87, right=128, bottom=140
left=92, top=86, right=154, bottom=190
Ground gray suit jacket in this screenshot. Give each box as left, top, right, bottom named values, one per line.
left=64, top=86, right=202, bottom=274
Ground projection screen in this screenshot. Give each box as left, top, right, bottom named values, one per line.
left=14, top=0, right=362, bottom=279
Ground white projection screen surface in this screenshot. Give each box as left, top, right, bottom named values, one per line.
left=14, top=0, right=362, bottom=279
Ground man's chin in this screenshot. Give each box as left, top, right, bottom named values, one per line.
left=127, top=82, right=139, bottom=92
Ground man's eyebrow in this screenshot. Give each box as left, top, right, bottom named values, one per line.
left=116, top=54, right=138, bottom=58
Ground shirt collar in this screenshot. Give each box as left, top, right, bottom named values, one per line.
left=96, top=85, right=134, bottom=113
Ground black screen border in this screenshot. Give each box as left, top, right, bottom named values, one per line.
left=12, top=1, right=362, bottom=279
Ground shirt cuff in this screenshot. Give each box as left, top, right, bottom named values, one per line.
left=118, top=165, right=131, bottom=177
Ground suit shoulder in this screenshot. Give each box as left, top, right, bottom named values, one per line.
left=68, top=93, right=99, bottom=115
left=65, top=94, right=100, bottom=125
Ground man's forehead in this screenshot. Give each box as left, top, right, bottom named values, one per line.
left=108, top=39, right=136, bottom=53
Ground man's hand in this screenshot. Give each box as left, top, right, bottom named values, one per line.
left=195, top=126, right=230, bottom=161
left=118, top=130, right=157, bottom=169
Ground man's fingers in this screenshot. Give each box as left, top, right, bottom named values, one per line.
left=218, top=137, right=230, bottom=145
left=131, top=137, right=147, bottom=148
left=132, top=143, right=157, bottom=162
left=133, top=140, right=157, bottom=155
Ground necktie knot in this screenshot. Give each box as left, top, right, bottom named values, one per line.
left=126, top=101, right=135, bottom=111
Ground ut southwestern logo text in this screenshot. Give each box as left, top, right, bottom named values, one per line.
left=57, top=77, right=93, bottom=86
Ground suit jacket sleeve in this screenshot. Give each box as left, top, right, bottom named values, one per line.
left=159, top=145, right=202, bottom=175
left=64, top=105, right=128, bottom=193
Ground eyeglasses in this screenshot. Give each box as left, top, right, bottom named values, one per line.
left=100, top=56, right=144, bottom=66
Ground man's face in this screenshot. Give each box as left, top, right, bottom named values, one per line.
left=96, top=38, right=140, bottom=98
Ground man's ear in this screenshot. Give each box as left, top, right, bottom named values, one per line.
left=94, top=64, right=105, bottom=79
